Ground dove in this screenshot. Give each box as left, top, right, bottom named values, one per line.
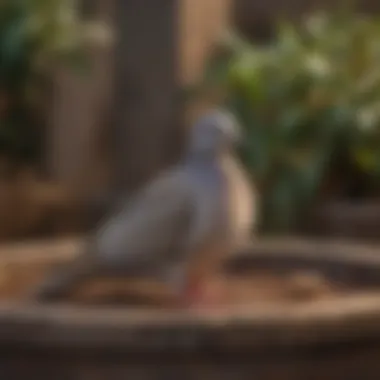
left=32, top=109, right=256, bottom=306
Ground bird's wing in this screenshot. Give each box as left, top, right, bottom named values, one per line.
left=94, top=169, right=194, bottom=271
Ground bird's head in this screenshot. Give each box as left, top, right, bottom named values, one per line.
left=187, top=109, right=242, bottom=157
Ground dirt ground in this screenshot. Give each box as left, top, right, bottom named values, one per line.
left=0, top=239, right=349, bottom=308
left=0, top=262, right=346, bottom=307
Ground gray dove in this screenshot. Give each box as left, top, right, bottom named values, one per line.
left=33, top=109, right=256, bottom=306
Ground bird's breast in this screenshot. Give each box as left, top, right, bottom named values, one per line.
left=219, top=154, right=255, bottom=245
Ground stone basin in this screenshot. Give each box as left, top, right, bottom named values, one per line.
left=0, top=238, right=380, bottom=379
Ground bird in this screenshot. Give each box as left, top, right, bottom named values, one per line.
left=32, top=109, right=256, bottom=307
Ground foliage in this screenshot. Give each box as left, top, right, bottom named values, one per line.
left=0, top=0, right=110, bottom=166
left=195, top=9, right=380, bottom=233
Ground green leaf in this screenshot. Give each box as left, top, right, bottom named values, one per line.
left=194, top=8, right=380, bottom=232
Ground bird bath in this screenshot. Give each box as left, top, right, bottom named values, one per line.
left=1, top=238, right=380, bottom=379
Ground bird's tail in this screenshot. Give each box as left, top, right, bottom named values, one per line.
left=31, top=254, right=95, bottom=302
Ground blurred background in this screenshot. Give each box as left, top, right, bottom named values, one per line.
left=2, top=0, right=380, bottom=243
left=2, top=2, right=380, bottom=378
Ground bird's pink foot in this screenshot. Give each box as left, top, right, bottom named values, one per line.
left=181, top=277, right=225, bottom=310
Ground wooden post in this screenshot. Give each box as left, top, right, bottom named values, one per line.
left=110, top=0, right=182, bottom=196
left=47, top=0, right=115, bottom=195
left=48, top=0, right=233, bottom=202
left=179, top=0, right=232, bottom=87
left=179, top=0, right=233, bottom=123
